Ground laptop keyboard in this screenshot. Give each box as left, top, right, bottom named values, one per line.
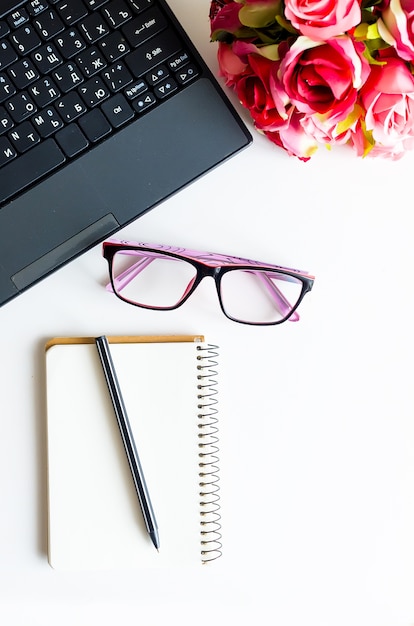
left=0, top=0, right=200, bottom=204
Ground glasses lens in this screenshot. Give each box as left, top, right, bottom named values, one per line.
left=111, top=250, right=197, bottom=308
left=219, top=269, right=304, bottom=324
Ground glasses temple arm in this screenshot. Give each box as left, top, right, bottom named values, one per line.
left=254, top=271, right=300, bottom=322
left=106, top=256, right=155, bottom=292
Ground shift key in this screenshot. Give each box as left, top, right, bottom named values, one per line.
left=125, top=30, right=183, bottom=77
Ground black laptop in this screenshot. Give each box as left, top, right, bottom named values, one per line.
left=0, top=0, right=251, bottom=307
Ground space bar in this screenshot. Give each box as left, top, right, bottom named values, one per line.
left=0, top=140, right=66, bottom=204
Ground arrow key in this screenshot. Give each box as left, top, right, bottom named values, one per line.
left=132, top=91, right=156, bottom=113
left=153, top=78, right=177, bottom=100
left=145, top=65, right=168, bottom=86
left=175, top=63, right=199, bottom=85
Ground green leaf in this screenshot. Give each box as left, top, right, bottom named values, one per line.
left=354, top=23, right=369, bottom=39
left=275, top=15, right=298, bottom=34
left=363, top=41, right=389, bottom=63
left=366, top=22, right=381, bottom=39
left=336, top=105, right=363, bottom=135
left=239, top=1, right=281, bottom=28
left=256, top=43, right=280, bottom=60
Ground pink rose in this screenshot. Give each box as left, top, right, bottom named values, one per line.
left=217, top=39, right=320, bottom=160
left=358, top=53, right=414, bottom=159
left=378, top=0, right=414, bottom=61
left=346, top=115, right=370, bottom=157
left=216, top=42, right=248, bottom=87
left=218, top=41, right=290, bottom=129
left=279, top=36, right=370, bottom=121
left=210, top=1, right=242, bottom=37
left=264, top=110, right=319, bottom=160
left=300, top=114, right=352, bottom=146
left=284, top=0, right=361, bottom=40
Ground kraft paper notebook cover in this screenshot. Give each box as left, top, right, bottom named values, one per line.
left=45, top=335, right=221, bottom=570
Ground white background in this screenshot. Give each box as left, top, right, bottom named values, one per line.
left=1, top=0, right=414, bottom=624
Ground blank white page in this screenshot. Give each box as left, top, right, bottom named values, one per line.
left=46, top=339, right=204, bottom=570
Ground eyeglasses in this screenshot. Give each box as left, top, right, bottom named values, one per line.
left=102, top=239, right=315, bottom=326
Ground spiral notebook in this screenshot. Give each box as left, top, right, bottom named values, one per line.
left=45, top=335, right=221, bottom=570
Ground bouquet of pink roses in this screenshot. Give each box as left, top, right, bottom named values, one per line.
left=209, top=0, right=414, bottom=160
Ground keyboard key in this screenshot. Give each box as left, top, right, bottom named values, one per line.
left=167, top=51, right=191, bottom=72
left=31, top=43, right=63, bottom=73
left=103, top=1, right=133, bottom=28
left=99, top=30, right=129, bottom=63
left=101, top=93, right=133, bottom=127
left=7, top=58, right=40, bottom=89
left=29, top=76, right=60, bottom=107
left=10, top=24, right=42, bottom=55
left=55, top=122, right=88, bottom=156
left=7, top=8, right=29, bottom=29
left=0, top=40, right=18, bottom=71
left=76, top=46, right=107, bottom=77
left=55, top=91, right=86, bottom=121
left=8, top=120, right=40, bottom=152
left=0, top=138, right=65, bottom=202
left=79, top=76, right=110, bottom=107
left=55, top=0, right=88, bottom=25
left=175, top=63, right=199, bottom=85
left=122, top=7, right=167, bottom=48
left=55, top=27, right=86, bottom=58
left=53, top=61, right=83, bottom=92
left=5, top=91, right=37, bottom=122
left=125, top=29, right=182, bottom=77
left=32, top=105, right=64, bottom=137
left=0, top=135, right=17, bottom=167
left=102, top=61, right=132, bottom=92
left=146, top=64, right=168, bottom=86
left=153, top=77, right=177, bottom=99
left=126, top=0, right=154, bottom=13
left=79, top=107, right=111, bottom=141
left=26, top=1, right=50, bottom=18
left=33, top=9, right=65, bottom=40
left=131, top=91, right=155, bottom=113
left=78, top=12, right=110, bottom=44
left=123, top=78, right=146, bottom=99
left=0, top=105, right=13, bottom=133
left=0, top=21, right=10, bottom=38
left=0, top=72, right=16, bottom=103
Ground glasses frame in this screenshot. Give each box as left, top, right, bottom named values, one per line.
left=102, top=239, right=315, bottom=326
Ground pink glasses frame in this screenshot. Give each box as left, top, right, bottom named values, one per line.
left=102, top=239, right=315, bottom=325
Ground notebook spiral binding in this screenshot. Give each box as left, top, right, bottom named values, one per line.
left=196, top=343, right=222, bottom=563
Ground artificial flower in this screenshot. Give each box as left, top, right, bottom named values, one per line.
left=279, top=35, right=370, bottom=120
left=378, top=0, right=414, bottom=61
left=359, top=51, right=414, bottom=158
left=210, top=0, right=414, bottom=159
left=284, top=0, right=361, bottom=40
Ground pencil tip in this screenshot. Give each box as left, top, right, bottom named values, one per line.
left=151, top=530, right=160, bottom=551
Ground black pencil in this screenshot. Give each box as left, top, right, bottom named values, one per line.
left=95, top=335, right=160, bottom=551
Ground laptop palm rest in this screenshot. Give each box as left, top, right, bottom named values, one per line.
left=0, top=79, right=251, bottom=304
left=11, top=214, right=120, bottom=291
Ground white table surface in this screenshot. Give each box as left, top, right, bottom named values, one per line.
left=2, top=1, right=414, bottom=624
